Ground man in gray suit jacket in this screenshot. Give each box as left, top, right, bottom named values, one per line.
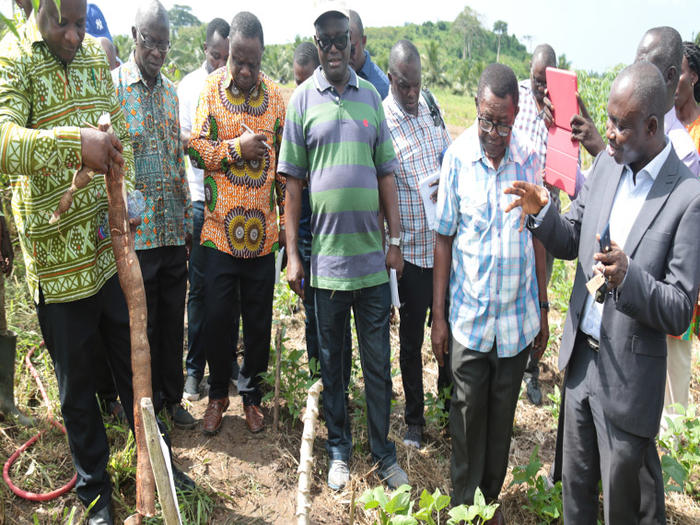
left=504, top=61, right=700, bottom=524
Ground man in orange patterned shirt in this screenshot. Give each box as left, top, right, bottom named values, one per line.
left=189, top=11, right=285, bottom=435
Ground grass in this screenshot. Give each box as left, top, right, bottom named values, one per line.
left=430, top=87, right=477, bottom=130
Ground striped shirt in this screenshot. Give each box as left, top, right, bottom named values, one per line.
left=278, top=67, right=398, bottom=291
left=0, top=17, right=135, bottom=304
left=383, top=91, right=452, bottom=268
left=435, top=125, right=541, bottom=357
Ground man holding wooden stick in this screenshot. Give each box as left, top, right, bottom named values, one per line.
left=0, top=1, right=191, bottom=523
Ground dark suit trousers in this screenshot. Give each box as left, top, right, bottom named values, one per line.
left=137, top=245, right=188, bottom=411
left=449, top=337, right=529, bottom=504
left=563, top=333, right=664, bottom=525
left=35, top=275, right=135, bottom=511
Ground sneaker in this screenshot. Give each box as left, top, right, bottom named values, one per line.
left=327, top=459, right=350, bottom=491
left=183, top=375, right=201, bottom=401
left=170, top=404, right=197, bottom=429
left=525, top=376, right=542, bottom=406
left=403, top=424, right=423, bottom=449
left=380, top=462, right=409, bottom=490
left=172, top=465, right=196, bottom=493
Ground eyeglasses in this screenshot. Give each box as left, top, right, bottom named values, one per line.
left=314, top=32, right=349, bottom=52
left=136, top=27, right=170, bottom=54
left=477, top=116, right=512, bottom=137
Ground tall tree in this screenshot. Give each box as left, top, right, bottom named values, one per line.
left=168, top=4, right=201, bottom=32
left=493, top=20, right=508, bottom=62
left=558, top=53, right=572, bottom=70
left=452, top=7, right=482, bottom=60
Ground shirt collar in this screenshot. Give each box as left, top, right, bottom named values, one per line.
left=628, top=138, right=672, bottom=183
left=123, top=53, right=162, bottom=87
left=224, top=64, right=263, bottom=94
left=313, top=65, right=359, bottom=93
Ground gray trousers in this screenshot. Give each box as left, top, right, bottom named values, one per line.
left=450, top=337, right=530, bottom=504
left=562, top=333, right=664, bottom=525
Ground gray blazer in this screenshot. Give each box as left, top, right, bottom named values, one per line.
left=532, top=148, right=700, bottom=438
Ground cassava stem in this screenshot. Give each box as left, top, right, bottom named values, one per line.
left=296, top=379, right=323, bottom=525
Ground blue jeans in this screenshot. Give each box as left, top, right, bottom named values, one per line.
left=298, top=236, right=351, bottom=381
left=314, top=283, right=397, bottom=469
left=186, top=201, right=206, bottom=379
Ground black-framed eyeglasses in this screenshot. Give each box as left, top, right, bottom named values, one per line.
left=314, top=32, right=349, bottom=52
left=136, top=27, right=170, bottom=53
left=477, top=116, right=512, bottom=137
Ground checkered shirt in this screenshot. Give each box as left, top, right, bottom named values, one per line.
left=383, top=92, right=452, bottom=268
left=435, top=125, right=541, bottom=357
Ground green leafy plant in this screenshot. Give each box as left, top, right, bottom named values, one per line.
left=359, top=485, right=498, bottom=525
left=658, top=403, right=700, bottom=495
left=546, top=384, right=561, bottom=424
left=510, top=447, right=562, bottom=524
left=425, top=385, right=452, bottom=430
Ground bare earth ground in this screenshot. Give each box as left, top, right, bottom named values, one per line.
left=1, top=288, right=699, bottom=524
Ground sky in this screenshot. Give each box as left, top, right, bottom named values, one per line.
left=1, top=0, right=698, bottom=73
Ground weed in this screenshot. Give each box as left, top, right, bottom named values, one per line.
left=358, top=484, right=498, bottom=525
left=546, top=385, right=561, bottom=425
left=424, top=385, right=451, bottom=430
left=510, top=447, right=562, bottom=524
left=658, top=403, right=700, bottom=495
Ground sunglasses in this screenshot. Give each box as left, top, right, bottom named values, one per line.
left=314, top=32, right=349, bottom=52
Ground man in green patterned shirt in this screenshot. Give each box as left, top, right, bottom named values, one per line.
left=0, top=1, right=159, bottom=522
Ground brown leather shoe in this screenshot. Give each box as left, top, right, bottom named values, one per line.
left=202, top=397, right=229, bottom=435
left=484, top=508, right=505, bottom=525
left=243, top=404, right=264, bottom=433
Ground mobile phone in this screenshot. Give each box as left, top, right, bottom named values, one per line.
left=599, top=224, right=611, bottom=253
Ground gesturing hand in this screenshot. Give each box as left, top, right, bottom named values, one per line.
left=239, top=131, right=268, bottom=161
left=503, top=181, right=549, bottom=231
left=570, top=93, right=605, bottom=157
left=81, top=128, right=124, bottom=174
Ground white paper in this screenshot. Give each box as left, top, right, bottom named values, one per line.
left=159, top=431, right=183, bottom=525
left=418, top=171, right=441, bottom=230
left=389, top=269, right=400, bottom=307
left=275, top=246, right=285, bottom=284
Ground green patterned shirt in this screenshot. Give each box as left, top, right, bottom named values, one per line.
left=0, top=17, right=135, bottom=304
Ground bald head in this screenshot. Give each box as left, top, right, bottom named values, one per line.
left=389, top=40, right=421, bottom=75
left=612, top=61, right=667, bottom=119
left=635, top=26, right=682, bottom=111
left=134, top=0, right=169, bottom=32
left=532, top=44, right=556, bottom=69
left=98, top=37, right=118, bottom=70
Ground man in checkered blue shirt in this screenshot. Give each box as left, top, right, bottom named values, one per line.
left=383, top=40, right=452, bottom=450
left=431, top=64, right=549, bottom=518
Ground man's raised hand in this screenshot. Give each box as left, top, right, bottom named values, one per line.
left=80, top=128, right=124, bottom=174
left=570, top=93, right=605, bottom=157
left=503, top=181, right=549, bottom=231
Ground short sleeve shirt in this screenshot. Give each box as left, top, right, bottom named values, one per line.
left=278, top=67, right=398, bottom=291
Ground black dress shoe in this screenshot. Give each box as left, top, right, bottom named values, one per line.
left=87, top=505, right=114, bottom=525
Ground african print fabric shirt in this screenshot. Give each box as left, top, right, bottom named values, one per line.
left=112, top=56, right=192, bottom=250
left=188, top=67, right=285, bottom=258
left=0, top=17, right=135, bottom=304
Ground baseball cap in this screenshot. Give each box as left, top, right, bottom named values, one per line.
left=86, top=3, right=113, bottom=42
left=313, top=0, right=350, bottom=26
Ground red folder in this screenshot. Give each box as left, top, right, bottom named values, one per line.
left=544, top=67, right=579, bottom=196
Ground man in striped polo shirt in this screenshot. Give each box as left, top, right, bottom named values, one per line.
left=279, top=4, right=408, bottom=492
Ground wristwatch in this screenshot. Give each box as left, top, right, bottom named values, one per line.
left=539, top=301, right=550, bottom=311
left=389, top=237, right=401, bottom=247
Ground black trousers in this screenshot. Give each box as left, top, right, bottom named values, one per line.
left=36, top=275, right=135, bottom=512
left=397, top=260, right=450, bottom=426
left=137, top=245, right=188, bottom=411
left=450, top=338, right=530, bottom=504
left=203, top=247, right=274, bottom=404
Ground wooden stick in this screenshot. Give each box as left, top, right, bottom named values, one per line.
left=296, top=379, right=323, bottom=525
left=141, top=398, right=181, bottom=525
left=273, top=326, right=283, bottom=432
left=100, top=114, right=155, bottom=517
